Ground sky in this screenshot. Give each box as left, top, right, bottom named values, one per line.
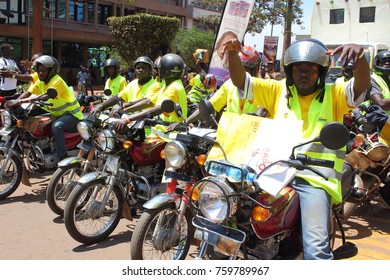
left=244, top=0, right=315, bottom=60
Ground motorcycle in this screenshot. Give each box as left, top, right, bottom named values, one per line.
left=130, top=119, right=216, bottom=260
left=187, top=100, right=361, bottom=260
left=46, top=114, right=104, bottom=217
left=343, top=105, right=390, bottom=209
left=45, top=89, right=117, bottom=216
left=0, top=89, right=82, bottom=200
left=63, top=100, right=175, bottom=244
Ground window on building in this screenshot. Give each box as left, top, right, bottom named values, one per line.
left=360, top=7, right=375, bottom=23
left=58, top=0, right=66, bottom=19
left=88, top=3, right=95, bottom=23
left=98, top=4, right=112, bottom=25
left=0, top=0, right=26, bottom=25
left=329, top=9, right=344, bottom=24
left=69, top=0, right=85, bottom=22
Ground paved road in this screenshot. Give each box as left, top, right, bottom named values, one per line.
left=0, top=170, right=389, bottom=260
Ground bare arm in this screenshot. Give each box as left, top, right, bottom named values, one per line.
left=219, top=39, right=247, bottom=91
left=330, top=44, right=371, bottom=102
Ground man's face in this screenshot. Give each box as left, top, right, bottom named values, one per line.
left=135, top=62, right=150, bottom=79
left=37, top=64, right=49, bottom=81
left=292, top=62, right=320, bottom=95
left=378, top=57, right=390, bottom=69
left=2, top=46, right=13, bottom=58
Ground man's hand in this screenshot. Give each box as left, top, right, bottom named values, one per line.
left=366, top=105, right=388, bottom=130
left=328, top=43, right=364, bottom=71
left=5, top=99, right=20, bottom=109
left=115, top=118, right=128, bottom=134
left=89, top=104, right=103, bottom=116
left=219, top=38, right=246, bottom=60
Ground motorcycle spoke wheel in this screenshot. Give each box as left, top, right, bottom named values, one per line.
left=0, top=153, right=23, bottom=200
left=64, top=181, right=123, bottom=244
left=46, top=165, right=86, bottom=217
left=131, top=204, right=194, bottom=260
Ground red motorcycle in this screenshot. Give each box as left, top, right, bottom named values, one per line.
left=63, top=100, right=175, bottom=244
left=189, top=103, right=361, bottom=260
left=0, top=89, right=81, bottom=200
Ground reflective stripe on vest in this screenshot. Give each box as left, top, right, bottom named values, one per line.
left=371, top=73, right=390, bottom=114
left=276, top=85, right=345, bottom=203
left=38, top=75, right=83, bottom=121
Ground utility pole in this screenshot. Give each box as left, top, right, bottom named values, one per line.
left=281, top=0, right=293, bottom=70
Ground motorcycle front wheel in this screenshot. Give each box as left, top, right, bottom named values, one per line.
left=64, top=180, right=123, bottom=245
left=130, top=203, right=194, bottom=260
left=0, top=153, right=23, bottom=200
left=46, top=164, right=92, bottom=217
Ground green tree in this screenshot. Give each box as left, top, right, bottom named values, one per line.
left=107, top=13, right=180, bottom=66
left=171, top=27, right=216, bottom=69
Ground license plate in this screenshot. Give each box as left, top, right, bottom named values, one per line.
left=192, top=215, right=246, bottom=257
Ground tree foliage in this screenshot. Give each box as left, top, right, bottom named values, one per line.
left=107, top=13, right=181, bottom=66
left=191, top=0, right=303, bottom=35
left=171, top=27, right=216, bottom=69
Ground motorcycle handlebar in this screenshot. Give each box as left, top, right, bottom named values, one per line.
left=295, top=154, right=334, bottom=169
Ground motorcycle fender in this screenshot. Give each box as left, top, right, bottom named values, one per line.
left=77, top=171, right=107, bottom=186
left=142, top=193, right=178, bottom=210
left=57, top=156, right=83, bottom=168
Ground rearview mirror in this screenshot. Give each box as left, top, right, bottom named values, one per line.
left=104, top=89, right=112, bottom=96
left=160, top=99, right=175, bottom=113
left=319, top=122, right=349, bottom=150
left=198, top=99, right=216, bottom=123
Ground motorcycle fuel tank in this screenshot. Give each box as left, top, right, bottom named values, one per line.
left=130, top=136, right=166, bottom=165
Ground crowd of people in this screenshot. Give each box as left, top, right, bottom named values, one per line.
left=1, top=38, right=390, bottom=260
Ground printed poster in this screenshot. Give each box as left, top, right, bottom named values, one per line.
left=207, top=112, right=303, bottom=173
left=208, top=0, right=256, bottom=87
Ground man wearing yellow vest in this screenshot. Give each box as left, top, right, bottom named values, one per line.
left=5, top=55, right=83, bottom=160
left=222, top=38, right=371, bottom=259
left=103, top=58, right=127, bottom=97
left=367, top=50, right=390, bottom=112
left=115, top=53, right=187, bottom=132
left=91, top=56, right=160, bottom=116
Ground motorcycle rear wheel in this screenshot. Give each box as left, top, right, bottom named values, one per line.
left=130, top=203, right=194, bottom=260
left=64, top=180, right=123, bottom=244
left=0, top=153, right=23, bottom=200
left=46, top=164, right=92, bottom=217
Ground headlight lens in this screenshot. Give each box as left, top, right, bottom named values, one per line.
left=77, top=121, right=93, bottom=140
left=196, top=178, right=237, bottom=224
left=1, top=110, right=12, bottom=127
left=97, top=129, right=115, bottom=152
left=164, top=140, right=187, bottom=168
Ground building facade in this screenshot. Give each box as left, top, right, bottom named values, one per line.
left=0, top=0, right=189, bottom=69
left=311, top=0, right=390, bottom=47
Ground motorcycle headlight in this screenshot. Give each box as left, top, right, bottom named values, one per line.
left=164, top=140, right=187, bottom=168
left=194, top=178, right=238, bottom=224
left=77, top=121, right=93, bottom=140
left=1, top=110, right=12, bottom=128
left=97, top=129, right=115, bottom=152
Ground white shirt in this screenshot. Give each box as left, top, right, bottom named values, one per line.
left=0, top=57, right=18, bottom=90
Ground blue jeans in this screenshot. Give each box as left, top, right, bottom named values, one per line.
left=51, top=114, right=80, bottom=158
left=291, top=178, right=333, bottom=260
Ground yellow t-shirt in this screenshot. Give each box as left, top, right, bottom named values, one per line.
left=119, top=78, right=161, bottom=103
left=250, top=78, right=352, bottom=130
